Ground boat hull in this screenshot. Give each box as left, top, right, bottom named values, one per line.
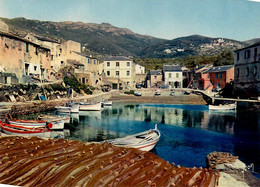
left=79, top=103, right=102, bottom=111
left=0, top=122, right=51, bottom=138
left=209, top=104, right=236, bottom=110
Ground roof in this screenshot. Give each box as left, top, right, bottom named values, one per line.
left=149, top=70, right=162, bottom=75
left=205, top=65, right=234, bottom=73
left=33, top=35, right=60, bottom=44
left=72, top=51, right=97, bottom=59
left=235, top=41, right=260, bottom=52
left=104, top=56, right=132, bottom=61
left=0, top=31, right=50, bottom=51
left=163, top=65, right=182, bottom=72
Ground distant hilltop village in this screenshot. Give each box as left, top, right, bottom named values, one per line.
left=164, top=38, right=243, bottom=56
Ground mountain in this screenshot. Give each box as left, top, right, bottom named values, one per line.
left=0, top=17, right=165, bottom=57
left=139, top=35, right=247, bottom=58
left=243, top=38, right=260, bottom=45
left=1, top=17, right=255, bottom=58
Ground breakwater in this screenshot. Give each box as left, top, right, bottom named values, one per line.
left=0, top=136, right=219, bottom=186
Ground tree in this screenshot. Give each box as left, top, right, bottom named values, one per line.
left=214, top=49, right=234, bottom=66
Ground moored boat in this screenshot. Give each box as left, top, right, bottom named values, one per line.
left=208, top=103, right=236, bottom=110
left=79, top=102, right=102, bottom=111
left=107, top=125, right=160, bottom=151
left=38, top=114, right=70, bottom=124
left=101, top=101, right=113, bottom=107
left=55, top=106, right=71, bottom=113
left=67, top=103, right=80, bottom=113
left=9, top=118, right=64, bottom=130
left=0, top=122, right=51, bottom=138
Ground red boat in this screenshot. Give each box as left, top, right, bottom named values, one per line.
left=0, top=122, right=52, bottom=138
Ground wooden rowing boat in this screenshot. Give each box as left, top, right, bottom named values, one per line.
left=0, top=122, right=51, bottom=138
left=208, top=103, right=236, bottom=110
left=79, top=102, right=102, bottom=111
left=107, top=125, right=160, bottom=151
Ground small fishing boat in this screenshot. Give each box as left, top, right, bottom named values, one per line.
left=79, top=102, right=102, bottom=111
left=101, top=101, right=113, bottom=107
left=0, top=122, right=51, bottom=138
left=38, top=114, right=70, bottom=124
left=107, top=125, right=160, bottom=151
left=208, top=103, right=236, bottom=110
left=9, top=118, right=64, bottom=130
left=9, top=119, right=47, bottom=127
left=66, top=103, right=80, bottom=113
left=55, top=106, right=71, bottom=113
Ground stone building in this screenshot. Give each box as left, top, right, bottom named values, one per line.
left=0, top=27, right=50, bottom=84
left=101, top=56, right=135, bottom=89
left=146, top=70, right=163, bottom=88
left=234, top=41, right=260, bottom=97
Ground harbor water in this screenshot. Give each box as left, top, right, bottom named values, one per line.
left=61, top=103, right=260, bottom=175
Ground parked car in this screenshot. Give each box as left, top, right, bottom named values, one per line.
left=136, top=84, right=142, bottom=89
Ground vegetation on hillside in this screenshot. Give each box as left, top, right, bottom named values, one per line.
left=135, top=49, right=235, bottom=71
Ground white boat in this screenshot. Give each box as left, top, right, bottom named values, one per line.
left=79, top=102, right=102, bottom=111
left=101, top=101, right=113, bottom=107
left=154, top=90, right=161, bottom=95
left=55, top=106, right=71, bottom=113
left=208, top=103, right=236, bottom=110
left=9, top=118, right=64, bottom=130
left=67, top=103, right=80, bottom=113
left=38, top=114, right=69, bottom=129
left=107, top=125, right=160, bottom=151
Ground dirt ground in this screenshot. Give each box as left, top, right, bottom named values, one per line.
left=110, top=93, right=207, bottom=105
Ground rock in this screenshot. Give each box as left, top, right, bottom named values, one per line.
left=216, top=159, right=246, bottom=171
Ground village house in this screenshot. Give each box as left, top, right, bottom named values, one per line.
left=0, top=21, right=51, bottom=84
left=189, top=64, right=213, bottom=89
left=203, top=65, right=234, bottom=91
left=101, top=56, right=135, bottom=90
left=162, top=65, right=183, bottom=88
left=25, top=33, right=64, bottom=80
left=134, top=64, right=146, bottom=87
left=234, top=41, right=260, bottom=97
left=146, top=70, right=163, bottom=88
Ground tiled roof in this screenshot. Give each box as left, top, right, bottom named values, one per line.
left=104, top=56, right=132, bottom=61
left=0, top=31, right=50, bottom=50
left=163, top=65, right=182, bottom=71
left=34, top=35, right=60, bottom=44
left=205, top=65, right=233, bottom=73
left=149, top=70, right=162, bottom=75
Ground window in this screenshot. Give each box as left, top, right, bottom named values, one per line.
left=244, top=50, right=251, bottom=59
left=35, top=47, right=38, bottom=55
left=82, top=77, right=85, bottom=84
left=59, top=48, right=62, bottom=53
left=34, top=66, right=37, bottom=71
left=246, top=67, right=249, bottom=77
left=176, top=73, right=179, bottom=78
left=88, top=59, right=90, bottom=64
left=154, top=75, right=157, bottom=79
left=116, top=71, right=119, bottom=76
left=107, top=71, right=110, bottom=76
left=216, top=73, right=218, bottom=79
left=254, top=66, right=257, bottom=76
left=127, top=71, right=130, bottom=76
left=116, top=62, right=120, bottom=67
left=26, top=43, right=29, bottom=52
left=254, top=48, right=258, bottom=57
left=61, top=61, right=64, bottom=65
left=169, top=73, right=172, bottom=78
left=237, top=52, right=239, bottom=60
left=51, top=55, right=54, bottom=61
left=220, top=73, right=222, bottom=79
left=127, top=62, right=130, bottom=66
left=237, top=68, right=240, bottom=78
left=107, top=62, right=110, bottom=67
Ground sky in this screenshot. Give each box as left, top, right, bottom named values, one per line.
left=0, top=0, right=260, bottom=41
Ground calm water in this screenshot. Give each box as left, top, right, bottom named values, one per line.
left=60, top=104, right=260, bottom=174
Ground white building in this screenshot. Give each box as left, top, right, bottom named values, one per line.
left=162, top=65, right=183, bottom=88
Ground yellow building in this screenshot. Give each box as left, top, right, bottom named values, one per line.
left=102, top=56, right=135, bottom=89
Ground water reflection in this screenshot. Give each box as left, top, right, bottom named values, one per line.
left=67, top=103, right=259, bottom=173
